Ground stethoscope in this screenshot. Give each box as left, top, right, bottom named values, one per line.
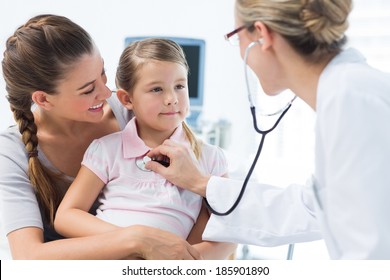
left=136, top=155, right=170, bottom=171
left=204, top=40, right=296, bottom=259
left=204, top=39, right=296, bottom=215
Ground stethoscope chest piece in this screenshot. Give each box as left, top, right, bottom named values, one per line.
left=135, top=156, right=152, bottom=172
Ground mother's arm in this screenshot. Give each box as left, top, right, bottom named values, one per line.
left=8, top=225, right=200, bottom=260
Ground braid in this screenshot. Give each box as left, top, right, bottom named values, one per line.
left=10, top=105, right=63, bottom=225
left=12, top=106, right=38, bottom=155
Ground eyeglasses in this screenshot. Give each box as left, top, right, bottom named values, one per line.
left=224, top=25, right=247, bottom=46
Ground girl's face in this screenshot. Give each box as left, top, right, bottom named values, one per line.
left=45, top=49, right=112, bottom=123
left=129, top=60, right=189, bottom=138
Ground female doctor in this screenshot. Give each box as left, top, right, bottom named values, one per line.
left=147, top=0, right=390, bottom=259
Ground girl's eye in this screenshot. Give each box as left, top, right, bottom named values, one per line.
left=84, top=86, right=95, bottom=94
left=151, top=87, right=163, bottom=93
left=176, top=84, right=185, bottom=90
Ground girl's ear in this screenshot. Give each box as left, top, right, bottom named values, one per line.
left=31, top=91, right=54, bottom=111
left=116, top=89, right=133, bottom=110
left=253, top=21, right=273, bottom=50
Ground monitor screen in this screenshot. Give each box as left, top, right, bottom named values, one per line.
left=124, top=36, right=205, bottom=126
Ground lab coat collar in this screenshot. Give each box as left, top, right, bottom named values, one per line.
left=326, top=48, right=366, bottom=69
left=121, top=117, right=188, bottom=159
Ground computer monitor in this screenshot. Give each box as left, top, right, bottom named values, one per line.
left=124, top=36, right=205, bottom=127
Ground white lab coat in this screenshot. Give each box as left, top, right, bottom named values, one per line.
left=202, top=48, right=390, bottom=259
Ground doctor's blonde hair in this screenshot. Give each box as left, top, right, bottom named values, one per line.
left=115, top=38, right=202, bottom=159
left=236, top=0, right=352, bottom=61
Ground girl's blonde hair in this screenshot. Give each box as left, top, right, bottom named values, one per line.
left=115, top=38, right=202, bottom=159
left=236, top=0, right=352, bottom=61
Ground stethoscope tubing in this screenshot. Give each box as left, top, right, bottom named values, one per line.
left=204, top=103, right=293, bottom=216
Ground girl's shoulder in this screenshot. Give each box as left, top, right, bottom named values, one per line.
left=198, top=141, right=228, bottom=176
left=200, top=141, right=225, bottom=157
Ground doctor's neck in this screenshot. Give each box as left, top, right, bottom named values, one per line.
left=281, top=45, right=337, bottom=111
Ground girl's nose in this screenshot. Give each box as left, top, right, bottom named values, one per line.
left=165, top=91, right=178, bottom=105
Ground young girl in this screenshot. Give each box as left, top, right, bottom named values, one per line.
left=54, top=38, right=236, bottom=259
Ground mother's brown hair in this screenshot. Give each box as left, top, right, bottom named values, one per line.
left=2, top=14, right=94, bottom=225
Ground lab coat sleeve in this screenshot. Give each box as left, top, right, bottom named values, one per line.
left=202, top=176, right=322, bottom=246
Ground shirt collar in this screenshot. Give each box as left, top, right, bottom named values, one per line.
left=121, top=117, right=189, bottom=159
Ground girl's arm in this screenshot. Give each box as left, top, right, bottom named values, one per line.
left=54, top=166, right=118, bottom=237
left=187, top=200, right=237, bottom=260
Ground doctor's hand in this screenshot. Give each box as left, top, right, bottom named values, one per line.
left=146, top=139, right=209, bottom=197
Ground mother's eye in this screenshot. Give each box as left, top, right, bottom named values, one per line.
left=84, top=86, right=95, bottom=94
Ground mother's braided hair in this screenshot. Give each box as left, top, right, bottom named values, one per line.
left=2, top=14, right=94, bottom=225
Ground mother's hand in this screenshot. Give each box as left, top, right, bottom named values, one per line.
left=145, top=139, right=209, bottom=197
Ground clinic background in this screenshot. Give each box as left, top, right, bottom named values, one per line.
left=0, top=0, right=389, bottom=260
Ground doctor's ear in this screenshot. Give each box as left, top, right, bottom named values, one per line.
left=116, top=89, right=133, bottom=110
left=31, top=90, right=54, bottom=111
left=253, top=21, right=272, bottom=49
